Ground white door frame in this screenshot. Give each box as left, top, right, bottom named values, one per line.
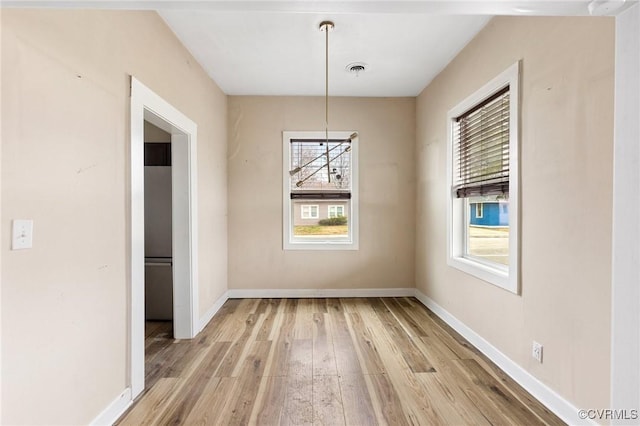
left=611, top=2, right=640, bottom=417
left=130, top=77, right=199, bottom=398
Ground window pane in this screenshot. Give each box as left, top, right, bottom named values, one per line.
left=290, top=139, right=351, bottom=191
left=293, top=200, right=349, bottom=238
left=328, top=205, right=345, bottom=218
left=301, top=204, right=319, bottom=219
left=466, top=196, right=509, bottom=265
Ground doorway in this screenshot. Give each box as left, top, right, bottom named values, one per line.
left=130, top=77, right=199, bottom=399
left=144, top=122, right=174, bottom=337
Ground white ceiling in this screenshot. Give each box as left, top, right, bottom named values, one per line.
left=7, top=1, right=617, bottom=97
left=151, top=0, right=622, bottom=97
left=158, top=11, right=491, bottom=97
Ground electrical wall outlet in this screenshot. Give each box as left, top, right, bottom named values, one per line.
left=532, top=341, right=543, bottom=363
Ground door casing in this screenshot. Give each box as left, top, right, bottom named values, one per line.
left=130, top=77, right=199, bottom=398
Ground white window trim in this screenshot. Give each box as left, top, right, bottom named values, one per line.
left=301, top=204, right=320, bottom=219
left=328, top=204, right=345, bottom=218
left=475, top=202, right=484, bottom=219
left=446, top=61, right=520, bottom=294
left=283, top=130, right=359, bottom=250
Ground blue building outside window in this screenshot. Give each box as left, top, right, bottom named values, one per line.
left=470, top=202, right=509, bottom=227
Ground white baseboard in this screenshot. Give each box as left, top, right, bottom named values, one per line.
left=90, top=388, right=132, bottom=426
left=413, top=289, right=594, bottom=426
left=198, top=290, right=229, bottom=332
left=227, top=287, right=415, bottom=299
left=91, top=291, right=229, bottom=426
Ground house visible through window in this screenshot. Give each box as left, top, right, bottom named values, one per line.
left=447, top=62, right=519, bottom=293
left=283, top=131, right=359, bottom=250
left=475, top=203, right=484, bottom=219
left=301, top=204, right=319, bottom=219
left=328, top=205, right=345, bottom=218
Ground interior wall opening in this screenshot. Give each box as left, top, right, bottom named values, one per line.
left=143, top=121, right=174, bottom=344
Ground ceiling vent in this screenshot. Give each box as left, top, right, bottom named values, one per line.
left=345, top=62, right=368, bottom=77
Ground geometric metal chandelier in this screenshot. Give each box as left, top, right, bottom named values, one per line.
left=288, top=20, right=357, bottom=188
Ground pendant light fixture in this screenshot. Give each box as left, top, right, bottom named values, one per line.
left=319, top=20, right=334, bottom=183
left=287, top=20, right=357, bottom=188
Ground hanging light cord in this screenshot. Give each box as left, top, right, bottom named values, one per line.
left=324, top=22, right=331, bottom=183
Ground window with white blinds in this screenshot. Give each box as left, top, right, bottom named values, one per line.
left=446, top=61, right=520, bottom=294
left=453, top=86, right=510, bottom=198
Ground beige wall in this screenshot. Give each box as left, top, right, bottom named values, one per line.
left=1, top=10, right=227, bottom=424
left=228, top=96, right=415, bottom=290
left=0, top=9, right=617, bottom=423
left=416, top=16, right=614, bottom=410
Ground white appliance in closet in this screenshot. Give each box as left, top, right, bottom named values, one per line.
left=144, top=143, right=173, bottom=320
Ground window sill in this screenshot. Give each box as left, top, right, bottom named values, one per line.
left=448, top=255, right=516, bottom=294
left=284, top=239, right=358, bottom=251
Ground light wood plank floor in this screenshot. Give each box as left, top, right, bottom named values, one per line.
left=117, top=298, right=565, bottom=425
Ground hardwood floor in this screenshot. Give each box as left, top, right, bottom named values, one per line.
left=116, top=298, right=565, bottom=425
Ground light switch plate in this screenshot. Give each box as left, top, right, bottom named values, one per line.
left=12, top=219, right=33, bottom=250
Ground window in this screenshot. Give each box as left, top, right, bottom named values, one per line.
left=328, top=205, right=345, bottom=218
left=447, top=62, right=519, bottom=293
left=475, top=203, right=484, bottom=219
left=283, top=131, right=359, bottom=250
left=301, top=204, right=319, bottom=219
